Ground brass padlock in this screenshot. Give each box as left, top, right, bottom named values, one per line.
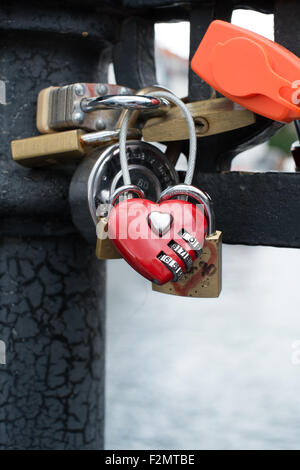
left=150, top=183, right=222, bottom=297
left=152, top=230, right=222, bottom=297
left=96, top=217, right=121, bottom=260
left=141, top=97, right=255, bottom=142
left=11, top=128, right=140, bottom=167
left=11, top=129, right=86, bottom=166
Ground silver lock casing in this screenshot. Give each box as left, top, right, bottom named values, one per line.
left=69, top=140, right=179, bottom=243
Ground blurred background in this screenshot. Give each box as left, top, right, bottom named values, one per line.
left=106, top=10, right=300, bottom=450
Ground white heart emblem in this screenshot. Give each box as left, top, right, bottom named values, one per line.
left=148, top=211, right=173, bottom=237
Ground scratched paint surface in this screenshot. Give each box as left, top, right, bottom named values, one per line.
left=106, top=244, right=300, bottom=450
left=0, top=340, right=5, bottom=365
left=0, top=81, right=6, bottom=105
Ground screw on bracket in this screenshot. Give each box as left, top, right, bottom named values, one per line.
left=194, top=117, right=209, bottom=135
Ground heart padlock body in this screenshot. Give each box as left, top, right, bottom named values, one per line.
left=107, top=197, right=208, bottom=285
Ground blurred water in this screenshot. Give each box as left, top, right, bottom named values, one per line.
left=105, top=244, right=300, bottom=450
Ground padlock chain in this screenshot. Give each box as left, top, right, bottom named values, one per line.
left=119, top=91, right=197, bottom=187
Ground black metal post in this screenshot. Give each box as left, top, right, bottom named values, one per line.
left=0, top=1, right=116, bottom=449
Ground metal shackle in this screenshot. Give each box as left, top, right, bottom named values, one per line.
left=110, top=185, right=145, bottom=207
left=81, top=94, right=169, bottom=113
left=158, top=184, right=215, bottom=235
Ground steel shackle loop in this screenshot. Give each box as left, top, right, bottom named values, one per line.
left=158, top=184, right=215, bottom=235
left=81, top=95, right=168, bottom=112
left=81, top=128, right=140, bottom=146
left=116, top=85, right=172, bottom=130
left=118, top=90, right=197, bottom=187
left=110, top=185, right=145, bottom=207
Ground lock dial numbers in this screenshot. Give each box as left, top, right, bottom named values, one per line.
left=168, top=241, right=193, bottom=272
left=179, top=229, right=203, bottom=256
left=93, top=141, right=179, bottom=216
left=157, top=252, right=183, bottom=282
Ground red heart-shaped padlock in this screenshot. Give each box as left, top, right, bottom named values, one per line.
left=107, top=197, right=207, bottom=285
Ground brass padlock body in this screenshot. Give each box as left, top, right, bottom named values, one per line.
left=95, top=218, right=122, bottom=260
left=11, top=129, right=85, bottom=167
left=142, top=98, right=255, bottom=142
left=152, top=231, right=222, bottom=298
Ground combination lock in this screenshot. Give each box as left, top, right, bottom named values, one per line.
left=93, top=140, right=179, bottom=217
left=69, top=140, right=179, bottom=243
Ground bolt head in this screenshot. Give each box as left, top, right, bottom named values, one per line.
left=194, top=117, right=209, bottom=135
left=96, top=84, right=108, bottom=95
left=95, top=118, right=106, bottom=131
left=74, top=83, right=85, bottom=96
left=72, top=111, right=84, bottom=125
left=120, top=87, right=129, bottom=95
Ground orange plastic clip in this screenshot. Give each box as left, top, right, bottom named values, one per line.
left=191, top=20, right=300, bottom=123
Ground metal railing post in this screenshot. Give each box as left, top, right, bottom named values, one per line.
left=0, top=2, right=116, bottom=449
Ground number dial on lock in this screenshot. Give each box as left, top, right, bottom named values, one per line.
left=93, top=141, right=179, bottom=216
